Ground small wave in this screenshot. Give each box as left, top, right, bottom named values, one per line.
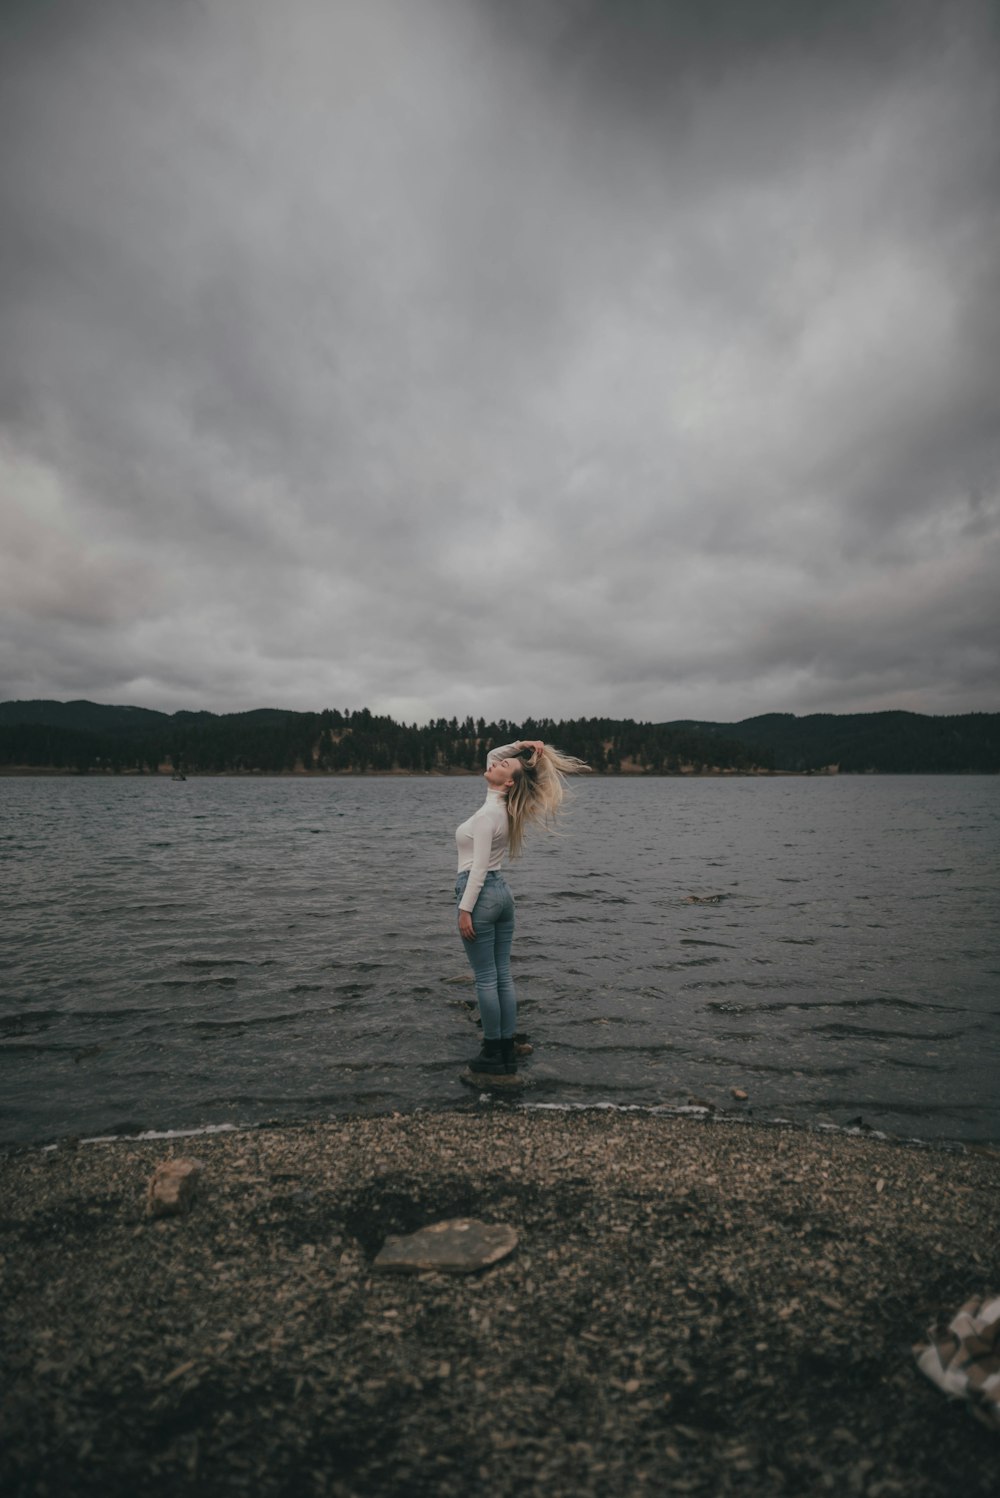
left=74, top=1007, right=150, bottom=1024
left=690, top=1059, right=860, bottom=1079
left=684, top=977, right=803, bottom=993
left=814, top=1022, right=964, bottom=1042
left=879, top=1056, right=947, bottom=1073
left=180, top=958, right=254, bottom=968
left=189, top=1009, right=324, bottom=1033
left=0, top=1042, right=72, bottom=1057
left=0, top=1011, right=61, bottom=1034
left=706, top=995, right=970, bottom=1017
left=157, top=976, right=240, bottom=989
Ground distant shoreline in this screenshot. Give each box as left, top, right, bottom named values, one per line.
left=5, top=702, right=997, bottom=775
left=2, top=766, right=995, bottom=778
left=0, top=766, right=866, bottom=778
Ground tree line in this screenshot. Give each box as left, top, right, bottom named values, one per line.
left=0, top=704, right=764, bottom=775
left=0, top=700, right=997, bottom=774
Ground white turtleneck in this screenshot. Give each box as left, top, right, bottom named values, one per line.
left=454, top=743, right=520, bottom=912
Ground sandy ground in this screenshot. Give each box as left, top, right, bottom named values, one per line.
left=2, top=1107, right=999, bottom=1497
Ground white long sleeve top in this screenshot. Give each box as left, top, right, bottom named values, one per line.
left=454, top=743, right=520, bottom=912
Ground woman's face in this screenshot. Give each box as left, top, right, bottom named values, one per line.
left=484, top=757, right=520, bottom=791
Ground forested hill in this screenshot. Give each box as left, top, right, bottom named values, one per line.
left=0, top=700, right=996, bottom=774
left=664, top=711, right=1000, bottom=774
left=0, top=701, right=758, bottom=775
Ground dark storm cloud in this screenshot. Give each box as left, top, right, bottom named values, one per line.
left=1, top=0, right=998, bottom=721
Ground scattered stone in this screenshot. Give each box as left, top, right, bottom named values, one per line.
left=373, top=1219, right=519, bottom=1275
left=731, top=1088, right=749, bottom=1102
left=146, top=1158, right=203, bottom=1218
left=687, top=1095, right=715, bottom=1112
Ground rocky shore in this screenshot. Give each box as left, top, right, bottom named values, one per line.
left=2, top=1108, right=999, bottom=1497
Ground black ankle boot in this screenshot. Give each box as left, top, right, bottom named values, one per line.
left=469, top=1038, right=506, bottom=1075
left=500, top=1038, right=518, bottom=1075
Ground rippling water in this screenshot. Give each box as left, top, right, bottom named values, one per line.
left=2, top=774, right=998, bottom=1146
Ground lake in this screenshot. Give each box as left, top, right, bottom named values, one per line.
left=2, top=774, right=998, bottom=1146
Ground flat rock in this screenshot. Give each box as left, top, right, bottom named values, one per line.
left=146, top=1158, right=203, bottom=1217
left=459, top=1068, right=525, bottom=1090
left=373, top=1218, right=519, bottom=1274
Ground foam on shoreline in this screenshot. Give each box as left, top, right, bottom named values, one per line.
left=19, top=1097, right=983, bottom=1158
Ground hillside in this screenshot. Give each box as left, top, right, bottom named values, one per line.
left=666, top=710, right=1000, bottom=774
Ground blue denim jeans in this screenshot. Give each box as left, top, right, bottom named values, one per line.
left=455, top=870, right=516, bottom=1041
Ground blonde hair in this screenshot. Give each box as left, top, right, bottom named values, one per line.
left=505, top=744, right=590, bottom=858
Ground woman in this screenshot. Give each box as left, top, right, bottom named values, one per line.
left=455, top=738, right=589, bottom=1076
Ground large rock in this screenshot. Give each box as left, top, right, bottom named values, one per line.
left=374, top=1218, right=519, bottom=1275
left=146, top=1158, right=203, bottom=1218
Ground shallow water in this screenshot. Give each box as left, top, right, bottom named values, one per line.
left=2, top=775, right=998, bottom=1145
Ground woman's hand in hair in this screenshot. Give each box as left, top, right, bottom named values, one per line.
left=458, top=910, right=475, bottom=941
left=520, top=740, right=544, bottom=756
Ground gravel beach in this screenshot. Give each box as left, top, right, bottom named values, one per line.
left=2, top=1107, right=999, bottom=1497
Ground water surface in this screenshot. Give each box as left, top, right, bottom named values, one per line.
left=2, top=775, right=998, bottom=1145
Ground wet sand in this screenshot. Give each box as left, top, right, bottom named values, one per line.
left=2, top=1108, right=999, bottom=1496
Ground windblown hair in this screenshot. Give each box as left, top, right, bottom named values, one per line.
left=505, top=744, right=591, bottom=859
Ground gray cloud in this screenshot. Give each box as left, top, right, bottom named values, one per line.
left=1, top=0, right=998, bottom=723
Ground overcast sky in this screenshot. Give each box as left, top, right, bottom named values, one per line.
left=1, top=0, right=998, bottom=725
